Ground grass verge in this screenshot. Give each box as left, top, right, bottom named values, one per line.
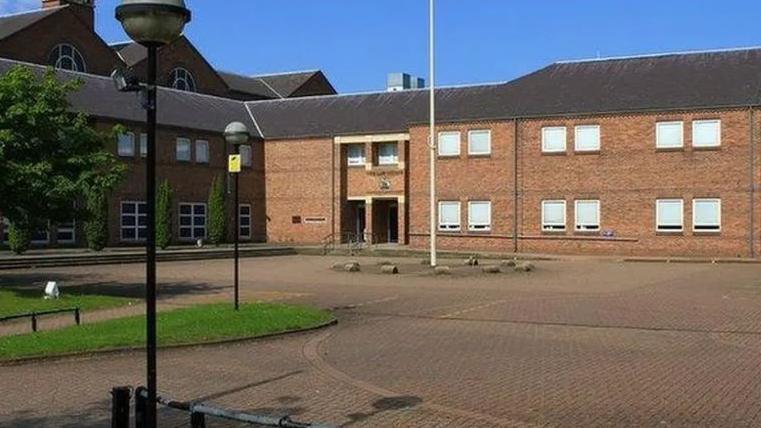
left=0, top=289, right=136, bottom=318
left=0, top=303, right=333, bottom=361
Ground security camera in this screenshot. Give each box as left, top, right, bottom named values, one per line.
left=111, top=67, right=141, bottom=93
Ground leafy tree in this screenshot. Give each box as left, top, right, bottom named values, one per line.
left=207, top=175, right=226, bottom=246
left=83, top=190, right=108, bottom=251
left=0, top=65, right=126, bottom=253
left=8, top=221, right=31, bottom=255
left=156, top=180, right=174, bottom=250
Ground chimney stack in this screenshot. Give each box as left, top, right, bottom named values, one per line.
left=43, top=0, right=95, bottom=29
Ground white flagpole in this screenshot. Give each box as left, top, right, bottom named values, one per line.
left=429, top=0, right=437, bottom=267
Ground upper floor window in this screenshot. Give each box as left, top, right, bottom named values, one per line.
left=49, top=44, right=86, bottom=72
left=468, top=130, right=491, bottom=156
left=574, top=125, right=600, bottom=152
left=692, top=120, right=721, bottom=148
left=195, top=140, right=209, bottom=164
left=169, top=68, right=196, bottom=92
left=347, top=144, right=366, bottom=166
left=117, top=132, right=135, bottom=157
left=176, top=138, right=192, bottom=162
left=542, top=127, right=566, bottom=153
left=438, top=131, right=461, bottom=157
left=656, top=121, right=684, bottom=149
left=377, top=143, right=398, bottom=165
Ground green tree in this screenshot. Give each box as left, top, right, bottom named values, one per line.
left=7, top=221, right=31, bottom=255
left=0, top=65, right=126, bottom=253
left=83, top=190, right=108, bottom=251
left=156, top=180, right=174, bottom=250
left=207, top=175, right=226, bottom=246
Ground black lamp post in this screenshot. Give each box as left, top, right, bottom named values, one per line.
left=114, top=1, right=190, bottom=426
left=224, top=122, right=250, bottom=311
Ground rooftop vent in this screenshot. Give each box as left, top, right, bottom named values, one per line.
left=387, top=73, right=425, bottom=92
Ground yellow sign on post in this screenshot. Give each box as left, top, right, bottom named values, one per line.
left=228, top=154, right=241, bottom=173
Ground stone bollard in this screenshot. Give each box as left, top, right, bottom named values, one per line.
left=482, top=265, right=501, bottom=274
left=465, top=256, right=479, bottom=266
left=434, top=266, right=451, bottom=275
left=500, top=259, right=517, bottom=268
left=344, top=262, right=361, bottom=272
left=381, top=265, right=399, bottom=274
left=514, top=262, right=535, bottom=272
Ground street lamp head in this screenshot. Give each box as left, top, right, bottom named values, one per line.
left=224, top=122, right=250, bottom=146
left=115, top=0, right=191, bottom=47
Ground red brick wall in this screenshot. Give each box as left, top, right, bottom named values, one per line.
left=408, top=109, right=760, bottom=257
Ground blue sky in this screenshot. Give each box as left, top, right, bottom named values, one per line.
left=5, top=0, right=761, bottom=92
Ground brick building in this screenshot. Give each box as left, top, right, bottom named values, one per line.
left=1, top=0, right=760, bottom=257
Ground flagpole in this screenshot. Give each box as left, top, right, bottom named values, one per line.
left=429, top=0, right=437, bottom=267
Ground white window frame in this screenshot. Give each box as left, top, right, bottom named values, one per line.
left=693, top=198, right=721, bottom=232
left=468, top=130, right=492, bottom=156
left=346, top=144, right=366, bottom=166
left=542, top=200, right=567, bottom=231
left=438, top=131, right=461, bottom=157
left=239, top=204, right=252, bottom=240
left=574, top=125, right=601, bottom=152
left=542, top=126, right=567, bottom=153
left=692, top=120, right=721, bottom=148
left=56, top=220, right=76, bottom=244
left=240, top=144, right=253, bottom=167
left=377, top=142, right=399, bottom=165
left=120, top=201, right=147, bottom=242
left=176, top=138, right=192, bottom=162
left=574, top=200, right=600, bottom=231
left=139, top=133, right=147, bottom=158
left=31, top=223, right=50, bottom=245
left=195, top=140, right=209, bottom=164
left=118, top=132, right=135, bottom=157
left=468, top=201, right=492, bottom=232
left=179, top=203, right=207, bottom=241
left=438, top=201, right=461, bottom=232
left=50, top=43, right=86, bottom=72
left=656, top=121, right=684, bottom=149
left=169, top=67, right=196, bottom=92
left=656, top=199, right=684, bottom=232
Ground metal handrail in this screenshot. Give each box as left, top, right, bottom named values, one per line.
left=0, top=307, right=81, bottom=332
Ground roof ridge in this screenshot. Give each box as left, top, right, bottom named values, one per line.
left=248, top=69, right=320, bottom=78
left=556, top=45, right=761, bottom=64
left=244, top=80, right=509, bottom=105
left=0, top=5, right=65, bottom=19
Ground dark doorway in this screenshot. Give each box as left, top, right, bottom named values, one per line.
left=388, top=203, right=399, bottom=243
left=356, top=203, right=366, bottom=242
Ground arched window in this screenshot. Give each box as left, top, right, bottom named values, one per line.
left=48, top=44, right=86, bottom=72
left=169, top=68, right=196, bottom=92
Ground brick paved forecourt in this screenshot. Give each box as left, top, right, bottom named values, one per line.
left=2, top=255, right=761, bottom=427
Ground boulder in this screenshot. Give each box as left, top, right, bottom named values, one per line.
left=481, top=265, right=501, bottom=274
left=514, top=262, right=535, bottom=272
left=433, top=266, right=451, bottom=275
left=500, top=259, right=517, bottom=268
left=344, top=262, right=361, bottom=272
left=381, top=265, right=399, bottom=274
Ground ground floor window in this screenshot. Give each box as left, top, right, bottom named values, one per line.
left=693, top=199, right=721, bottom=232
left=121, top=201, right=147, bottom=241
left=656, top=199, right=683, bottom=232
left=56, top=221, right=76, bottom=244
left=468, top=201, right=491, bottom=231
left=438, top=201, right=461, bottom=231
left=31, top=223, right=50, bottom=244
left=575, top=200, right=600, bottom=231
left=179, top=203, right=206, bottom=241
left=239, top=204, right=252, bottom=240
left=542, top=200, right=566, bottom=231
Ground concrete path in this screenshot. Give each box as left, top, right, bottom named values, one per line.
left=2, top=256, right=761, bottom=427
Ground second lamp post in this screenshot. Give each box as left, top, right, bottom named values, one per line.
left=224, top=121, right=250, bottom=311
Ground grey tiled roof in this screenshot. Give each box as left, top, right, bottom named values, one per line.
left=0, top=58, right=260, bottom=137
left=0, top=6, right=62, bottom=40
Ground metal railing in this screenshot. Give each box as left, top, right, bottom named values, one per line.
left=0, top=307, right=80, bottom=333
left=321, top=231, right=379, bottom=256
left=112, top=386, right=335, bottom=428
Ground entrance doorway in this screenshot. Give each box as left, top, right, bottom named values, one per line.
left=372, top=199, right=399, bottom=244
left=356, top=203, right=366, bottom=242
left=388, top=203, right=399, bottom=243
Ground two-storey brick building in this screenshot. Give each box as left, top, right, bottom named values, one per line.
left=2, top=0, right=761, bottom=257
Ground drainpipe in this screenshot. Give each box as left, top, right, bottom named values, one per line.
left=750, top=108, right=755, bottom=257
left=331, top=135, right=336, bottom=243
left=513, top=118, right=519, bottom=253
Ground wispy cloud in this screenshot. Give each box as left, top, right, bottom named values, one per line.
left=0, top=0, right=40, bottom=16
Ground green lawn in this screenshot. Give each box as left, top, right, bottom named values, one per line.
left=0, top=303, right=334, bottom=361
left=0, top=289, right=136, bottom=318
